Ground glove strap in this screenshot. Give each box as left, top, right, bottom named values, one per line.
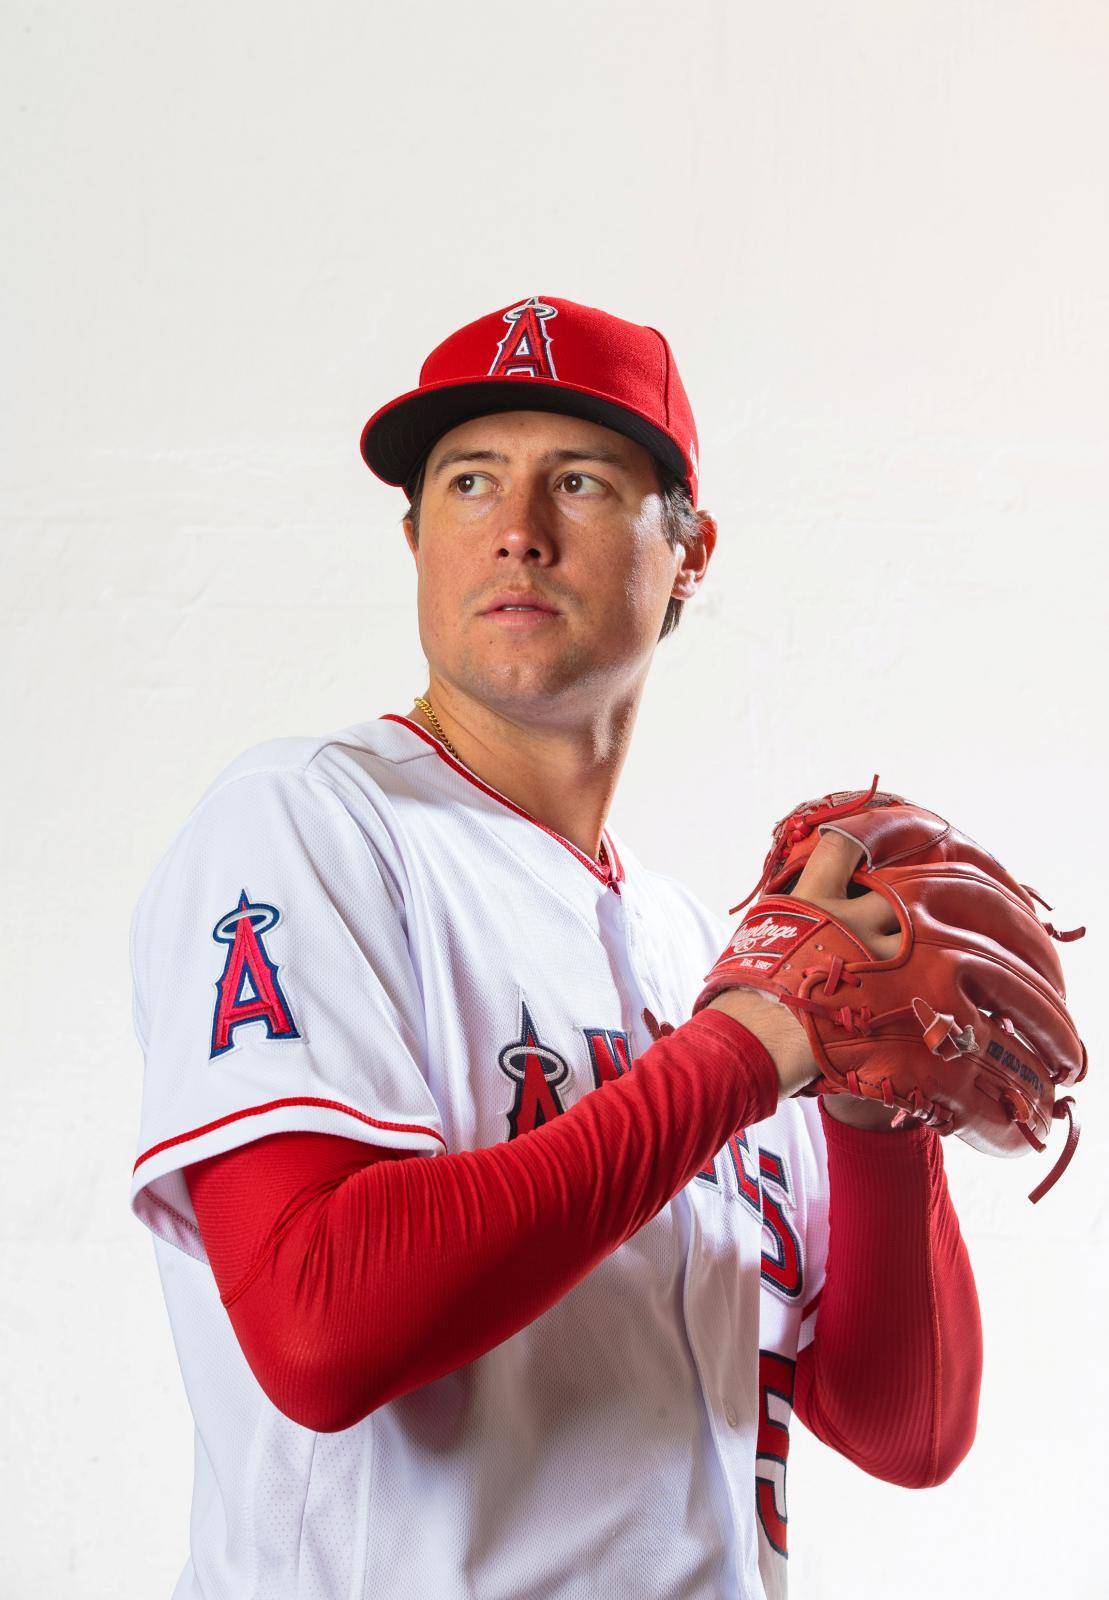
left=1024, top=1096, right=1080, bottom=1204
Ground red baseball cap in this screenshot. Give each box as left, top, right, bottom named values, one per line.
left=359, top=294, right=701, bottom=505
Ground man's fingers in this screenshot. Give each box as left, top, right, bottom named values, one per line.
left=852, top=889, right=900, bottom=936
left=792, top=829, right=866, bottom=903
left=787, top=831, right=900, bottom=959
left=865, top=930, right=902, bottom=961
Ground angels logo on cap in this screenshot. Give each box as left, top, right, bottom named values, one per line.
left=488, top=296, right=558, bottom=380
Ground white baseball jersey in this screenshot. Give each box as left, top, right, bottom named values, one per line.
left=129, top=713, right=831, bottom=1600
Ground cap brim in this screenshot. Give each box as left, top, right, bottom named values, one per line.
left=360, top=377, right=689, bottom=495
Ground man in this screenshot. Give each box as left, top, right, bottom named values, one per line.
left=130, top=294, right=980, bottom=1599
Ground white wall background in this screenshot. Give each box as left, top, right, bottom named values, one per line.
left=4, top=2, right=1107, bottom=1595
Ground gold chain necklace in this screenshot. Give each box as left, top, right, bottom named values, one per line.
left=413, top=695, right=458, bottom=757
left=410, top=694, right=609, bottom=870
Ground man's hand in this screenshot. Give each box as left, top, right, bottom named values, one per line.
left=708, top=829, right=906, bottom=1125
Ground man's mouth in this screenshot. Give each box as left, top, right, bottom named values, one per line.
left=480, top=593, right=561, bottom=616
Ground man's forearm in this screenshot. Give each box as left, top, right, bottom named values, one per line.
left=794, top=1104, right=982, bottom=1487
left=185, top=1008, right=780, bottom=1432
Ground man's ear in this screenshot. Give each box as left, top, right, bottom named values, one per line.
left=402, top=517, right=419, bottom=560
left=671, top=510, right=717, bottom=601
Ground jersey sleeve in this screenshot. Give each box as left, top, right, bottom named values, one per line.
left=129, top=765, right=445, bottom=1261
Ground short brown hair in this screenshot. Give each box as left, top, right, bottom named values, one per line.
left=402, top=453, right=702, bottom=642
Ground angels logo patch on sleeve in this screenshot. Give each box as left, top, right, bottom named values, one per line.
left=209, top=890, right=300, bottom=1057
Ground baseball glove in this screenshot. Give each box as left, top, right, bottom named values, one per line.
left=692, top=777, right=1087, bottom=1202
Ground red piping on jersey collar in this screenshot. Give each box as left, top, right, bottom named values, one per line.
left=381, top=713, right=625, bottom=891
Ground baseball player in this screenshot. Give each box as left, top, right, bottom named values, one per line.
left=129, top=294, right=981, bottom=1599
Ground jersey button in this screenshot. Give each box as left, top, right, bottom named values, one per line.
left=723, top=1401, right=738, bottom=1427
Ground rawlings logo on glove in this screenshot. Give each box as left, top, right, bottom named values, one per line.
left=728, top=913, right=818, bottom=962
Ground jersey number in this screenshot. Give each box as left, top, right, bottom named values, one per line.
left=725, top=1133, right=803, bottom=1301
left=755, top=1349, right=796, bottom=1558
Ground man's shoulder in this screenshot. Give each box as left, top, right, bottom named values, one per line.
left=173, top=730, right=352, bottom=833
left=203, top=728, right=346, bottom=791
left=184, top=715, right=431, bottom=815
left=133, top=719, right=424, bottom=911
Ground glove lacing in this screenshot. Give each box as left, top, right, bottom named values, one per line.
left=1019, top=882, right=1086, bottom=943
left=727, top=775, right=882, bottom=916
left=799, top=958, right=956, bottom=1132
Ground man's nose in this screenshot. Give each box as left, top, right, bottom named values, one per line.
left=488, top=480, right=557, bottom=561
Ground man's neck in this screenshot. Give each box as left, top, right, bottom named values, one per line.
left=408, top=681, right=640, bottom=863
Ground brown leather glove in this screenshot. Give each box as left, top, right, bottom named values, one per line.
left=693, top=778, right=1087, bottom=1201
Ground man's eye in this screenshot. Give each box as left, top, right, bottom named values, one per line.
left=452, top=472, right=494, bottom=496
left=559, top=472, right=604, bottom=496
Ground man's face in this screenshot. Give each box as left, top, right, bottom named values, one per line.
left=403, top=409, right=711, bottom=725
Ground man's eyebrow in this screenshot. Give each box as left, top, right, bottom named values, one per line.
left=430, top=448, right=509, bottom=478
left=540, top=447, right=629, bottom=468
left=429, top=445, right=631, bottom=479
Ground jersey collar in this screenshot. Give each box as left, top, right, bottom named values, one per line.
left=379, top=713, right=625, bottom=892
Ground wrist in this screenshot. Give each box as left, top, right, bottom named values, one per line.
left=820, top=1092, right=912, bottom=1131
left=704, top=988, right=817, bottom=1098
left=821, top=1091, right=920, bottom=1131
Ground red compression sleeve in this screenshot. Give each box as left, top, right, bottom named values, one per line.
left=794, top=1103, right=982, bottom=1487
left=185, top=1008, right=779, bottom=1434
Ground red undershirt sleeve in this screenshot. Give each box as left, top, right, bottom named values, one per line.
left=184, top=1008, right=779, bottom=1433
left=793, top=1102, right=983, bottom=1487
